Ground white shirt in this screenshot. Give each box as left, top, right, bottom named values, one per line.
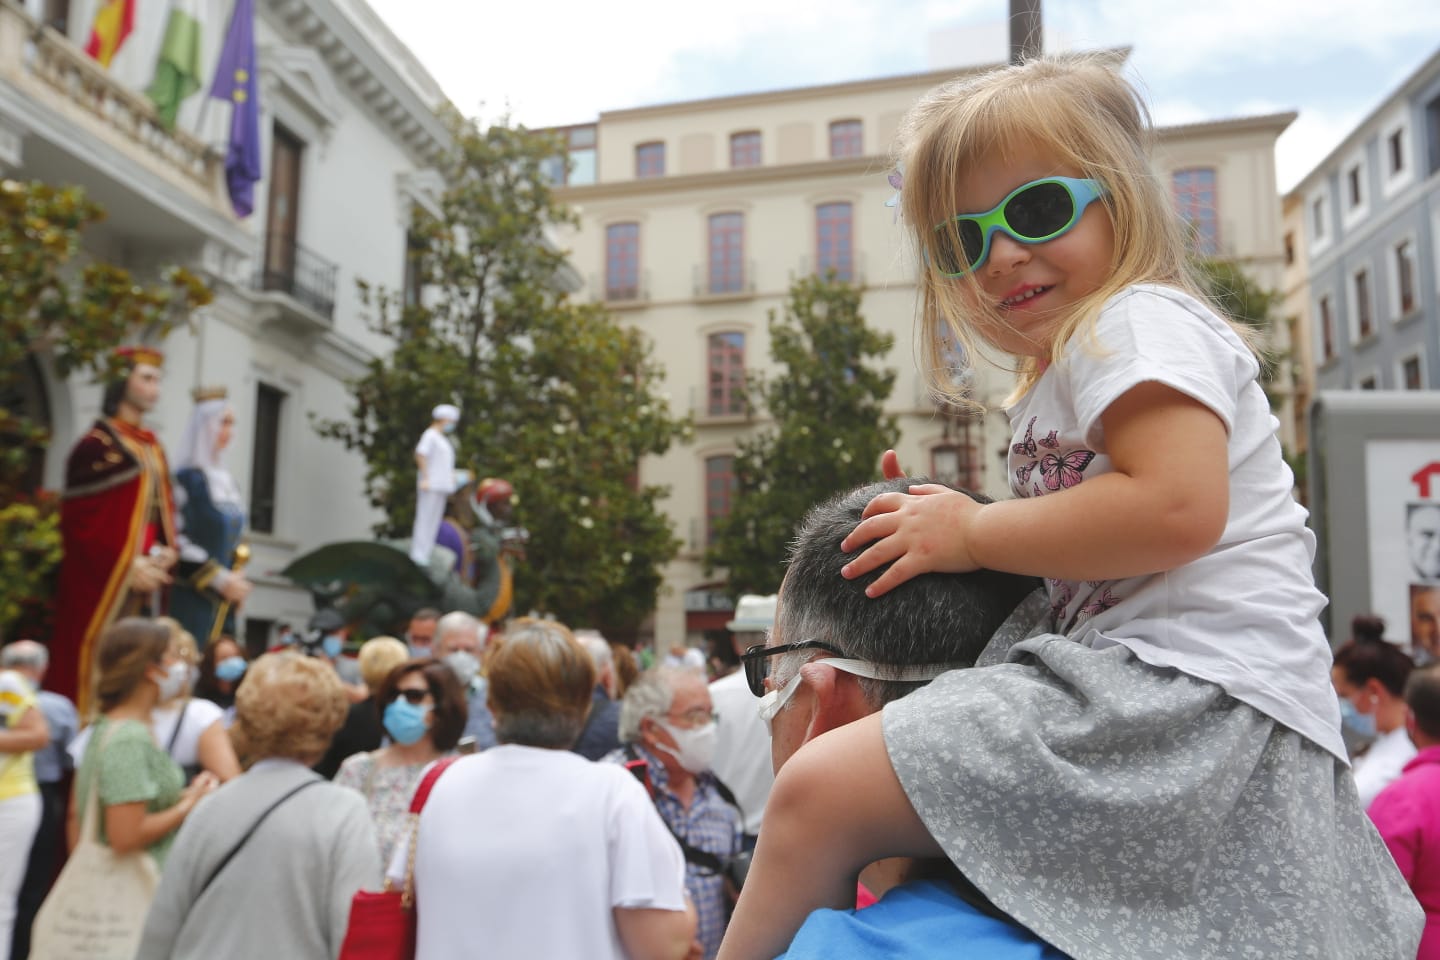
left=1354, top=726, right=1418, bottom=809
left=709, top=669, right=773, bottom=835
left=68, top=697, right=224, bottom=770
left=415, top=427, right=457, bottom=494
left=1009, top=284, right=1345, bottom=761
left=391, top=744, right=687, bottom=960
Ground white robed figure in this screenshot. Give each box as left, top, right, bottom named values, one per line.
left=410, top=404, right=470, bottom=566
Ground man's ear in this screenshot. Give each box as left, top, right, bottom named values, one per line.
left=798, top=661, right=869, bottom=739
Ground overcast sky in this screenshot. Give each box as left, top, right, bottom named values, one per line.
left=364, top=0, right=1440, bottom=193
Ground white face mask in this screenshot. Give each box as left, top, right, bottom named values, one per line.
left=443, top=651, right=480, bottom=687
left=155, top=661, right=190, bottom=702
left=653, top=719, right=718, bottom=774
left=757, top=657, right=962, bottom=734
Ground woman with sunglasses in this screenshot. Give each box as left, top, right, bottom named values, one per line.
left=334, top=659, right=466, bottom=866
left=718, top=55, right=1420, bottom=960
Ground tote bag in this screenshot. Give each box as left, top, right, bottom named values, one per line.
left=30, top=722, right=162, bottom=960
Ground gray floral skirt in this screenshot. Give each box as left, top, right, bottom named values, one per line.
left=883, top=634, right=1423, bottom=960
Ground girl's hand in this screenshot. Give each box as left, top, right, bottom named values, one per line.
left=839, top=485, right=984, bottom=596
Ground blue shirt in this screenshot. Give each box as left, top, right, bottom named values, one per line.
left=779, top=878, right=1069, bottom=960
left=464, top=678, right=497, bottom=750
left=33, top=689, right=78, bottom=784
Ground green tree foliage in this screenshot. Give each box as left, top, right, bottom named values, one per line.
left=707, top=275, right=898, bottom=597
left=1193, top=256, right=1283, bottom=386
left=0, top=179, right=211, bottom=638
left=315, top=117, right=687, bottom=638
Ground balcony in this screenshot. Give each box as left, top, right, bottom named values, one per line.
left=692, top=260, right=756, bottom=300
left=0, top=1, right=230, bottom=220
left=590, top=269, right=651, bottom=308
left=794, top=253, right=868, bottom=287
left=250, top=234, right=338, bottom=331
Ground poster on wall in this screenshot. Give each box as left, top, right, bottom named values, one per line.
left=1366, top=440, right=1440, bottom=662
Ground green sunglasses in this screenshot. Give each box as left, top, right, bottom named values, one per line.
left=931, top=176, right=1106, bottom=277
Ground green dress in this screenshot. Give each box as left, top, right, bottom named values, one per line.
left=74, top=716, right=186, bottom=867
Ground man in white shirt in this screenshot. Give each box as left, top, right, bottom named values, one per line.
left=709, top=595, right=776, bottom=846
left=410, top=405, right=471, bottom=566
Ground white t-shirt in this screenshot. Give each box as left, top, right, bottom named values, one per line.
left=709, top=669, right=773, bottom=835
left=1354, top=726, right=1418, bottom=809
left=1008, top=284, right=1344, bottom=761
left=391, top=744, right=687, bottom=960
left=68, top=698, right=224, bottom=770
left=415, top=427, right=457, bottom=494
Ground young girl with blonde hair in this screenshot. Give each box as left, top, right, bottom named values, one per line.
left=719, top=55, right=1421, bottom=960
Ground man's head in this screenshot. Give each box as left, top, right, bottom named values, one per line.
left=1408, top=503, right=1440, bottom=581
left=434, top=611, right=485, bottom=658
left=431, top=404, right=460, bottom=432
left=727, top=593, right=777, bottom=659
left=0, top=640, right=48, bottom=686
left=619, top=666, right=717, bottom=783
left=1405, top=664, right=1440, bottom=749
left=406, top=608, right=442, bottom=653
left=575, top=630, right=616, bottom=698
left=761, top=478, right=1042, bottom=771
left=102, top=348, right=164, bottom=420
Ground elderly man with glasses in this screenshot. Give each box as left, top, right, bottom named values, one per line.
left=728, top=478, right=1066, bottom=960
left=611, top=667, right=742, bottom=960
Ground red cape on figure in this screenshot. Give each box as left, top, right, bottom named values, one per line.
left=50, top=418, right=175, bottom=716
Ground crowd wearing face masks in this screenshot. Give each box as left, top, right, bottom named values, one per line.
left=0, top=605, right=750, bottom=960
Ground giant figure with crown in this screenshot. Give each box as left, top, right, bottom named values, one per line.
left=50, top=347, right=178, bottom=713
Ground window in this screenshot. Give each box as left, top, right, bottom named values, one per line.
left=707, top=333, right=745, bottom=416
left=243, top=618, right=275, bottom=659
left=1389, top=129, right=1406, bottom=176
left=829, top=120, right=863, bottom=158
left=1172, top=168, right=1218, bottom=255
left=932, top=437, right=980, bottom=490
left=402, top=227, right=427, bottom=308
left=1402, top=355, right=1424, bottom=390
left=1320, top=295, right=1335, bottom=362
left=815, top=202, right=854, bottom=281
left=704, top=455, right=736, bottom=545
left=1396, top=239, right=1416, bottom=316
left=250, top=383, right=285, bottom=534
left=1426, top=95, right=1440, bottom=177
left=540, top=125, right=597, bottom=186
left=1354, top=268, right=1373, bottom=340
left=1358, top=374, right=1378, bottom=390
left=1347, top=165, right=1363, bottom=209
left=42, top=0, right=69, bottom=31
left=635, top=141, right=665, bottom=179
left=707, top=213, right=744, bottom=294
left=1284, top=231, right=1295, bottom=266
left=1312, top=196, right=1326, bottom=240
left=605, top=222, right=640, bottom=300
left=730, top=131, right=761, bottom=168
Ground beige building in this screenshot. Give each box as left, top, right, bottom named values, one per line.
left=553, top=58, right=1295, bottom=645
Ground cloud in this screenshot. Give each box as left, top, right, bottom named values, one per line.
left=1276, top=106, right=1370, bottom=193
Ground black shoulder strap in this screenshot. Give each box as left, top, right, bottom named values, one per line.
left=195, top=778, right=322, bottom=903
left=624, top=743, right=733, bottom=875
left=166, top=698, right=190, bottom=755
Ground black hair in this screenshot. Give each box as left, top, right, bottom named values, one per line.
left=778, top=478, right=1043, bottom=707
left=101, top=375, right=129, bottom=418
left=1405, top=665, right=1440, bottom=741
left=1333, top=614, right=1414, bottom=697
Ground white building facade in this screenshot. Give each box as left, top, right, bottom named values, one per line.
left=2, top=0, right=448, bottom=648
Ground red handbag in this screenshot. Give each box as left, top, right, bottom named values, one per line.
left=338, top=757, right=460, bottom=960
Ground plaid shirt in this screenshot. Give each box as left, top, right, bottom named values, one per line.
left=609, top=742, right=741, bottom=960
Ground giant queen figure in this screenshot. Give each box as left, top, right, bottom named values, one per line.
left=50, top=347, right=178, bottom=712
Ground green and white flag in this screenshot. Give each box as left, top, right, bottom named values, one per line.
left=147, top=0, right=203, bottom=129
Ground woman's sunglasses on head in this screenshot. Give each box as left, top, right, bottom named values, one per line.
left=930, top=176, right=1105, bottom=278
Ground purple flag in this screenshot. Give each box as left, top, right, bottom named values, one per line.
left=209, top=0, right=259, bottom=218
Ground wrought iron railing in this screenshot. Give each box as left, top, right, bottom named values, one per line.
left=256, top=234, right=338, bottom=320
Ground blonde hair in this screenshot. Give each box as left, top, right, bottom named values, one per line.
left=230, top=653, right=348, bottom=767
left=156, top=617, right=198, bottom=666
left=357, top=636, right=409, bottom=693
left=898, top=54, right=1254, bottom=405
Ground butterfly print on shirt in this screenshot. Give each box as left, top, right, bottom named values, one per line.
left=1039, top=449, right=1097, bottom=491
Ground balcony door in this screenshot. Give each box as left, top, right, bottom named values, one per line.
left=263, top=124, right=304, bottom=295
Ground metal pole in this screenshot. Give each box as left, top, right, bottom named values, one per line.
left=1010, top=0, right=1043, bottom=64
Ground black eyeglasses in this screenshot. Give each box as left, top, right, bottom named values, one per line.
left=394, top=688, right=431, bottom=705
left=740, top=640, right=844, bottom=697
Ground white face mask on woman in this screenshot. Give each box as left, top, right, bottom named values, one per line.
left=155, top=661, right=190, bottom=701
left=652, top=719, right=719, bottom=774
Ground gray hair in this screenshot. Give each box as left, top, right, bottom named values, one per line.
left=773, top=479, right=1042, bottom=709
left=436, top=611, right=482, bottom=642
left=575, top=631, right=613, bottom=674
left=1, top=640, right=48, bottom=671
left=617, top=667, right=689, bottom=743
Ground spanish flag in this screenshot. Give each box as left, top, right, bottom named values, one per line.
left=85, top=0, right=137, bottom=69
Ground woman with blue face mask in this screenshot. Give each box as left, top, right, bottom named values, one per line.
left=1332, top=615, right=1417, bottom=809
left=334, top=660, right=467, bottom=866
